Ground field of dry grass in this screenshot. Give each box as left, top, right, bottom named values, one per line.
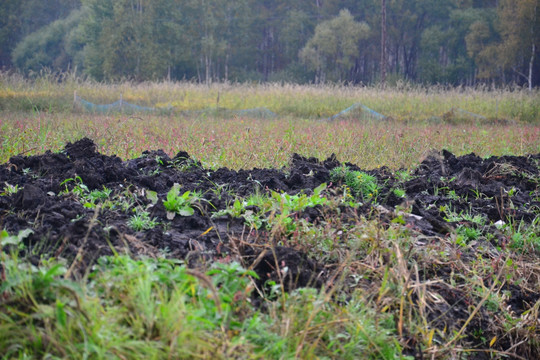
left=2, top=71, right=540, bottom=121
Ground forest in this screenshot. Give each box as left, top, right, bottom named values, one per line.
left=1, top=0, right=539, bottom=87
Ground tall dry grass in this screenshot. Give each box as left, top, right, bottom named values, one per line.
left=1, top=72, right=539, bottom=122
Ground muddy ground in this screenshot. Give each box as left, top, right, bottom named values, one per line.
left=1, top=138, right=539, bottom=358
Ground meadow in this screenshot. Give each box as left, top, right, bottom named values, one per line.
left=1, top=75, right=540, bottom=359
left=2, top=71, right=540, bottom=121
left=1, top=72, right=540, bottom=169
left=2, top=112, right=540, bottom=170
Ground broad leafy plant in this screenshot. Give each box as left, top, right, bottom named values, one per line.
left=163, top=184, right=202, bottom=219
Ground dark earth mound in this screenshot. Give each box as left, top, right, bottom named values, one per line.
left=1, top=138, right=539, bottom=358
left=2, top=138, right=540, bottom=282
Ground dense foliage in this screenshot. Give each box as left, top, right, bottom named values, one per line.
left=1, top=0, right=539, bottom=86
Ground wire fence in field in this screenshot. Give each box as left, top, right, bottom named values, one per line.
left=73, top=92, right=487, bottom=122
left=73, top=94, right=276, bottom=119
left=74, top=95, right=160, bottom=114
left=328, top=103, right=387, bottom=121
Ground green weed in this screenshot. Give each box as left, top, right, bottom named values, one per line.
left=0, top=183, right=20, bottom=196
left=163, top=184, right=201, bottom=219
left=60, top=176, right=114, bottom=209
left=213, top=184, right=327, bottom=232
left=330, top=166, right=380, bottom=202
left=128, top=209, right=158, bottom=231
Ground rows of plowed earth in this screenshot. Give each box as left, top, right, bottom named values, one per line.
left=1, top=138, right=540, bottom=357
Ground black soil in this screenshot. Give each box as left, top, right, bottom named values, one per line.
left=1, top=138, right=539, bottom=358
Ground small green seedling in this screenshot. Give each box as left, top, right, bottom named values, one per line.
left=456, top=225, right=481, bottom=242
left=395, top=169, right=414, bottom=182
left=59, top=176, right=113, bottom=208
left=1, top=183, right=20, bottom=196
left=163, top=184, right=200, bottom=219
left=128, top=209, right=158, bottom=231
left=60, top=176, right=88, bottom=197
left=393, top=188, right=406, bottom=198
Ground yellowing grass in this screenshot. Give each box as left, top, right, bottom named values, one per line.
left=1, top=73, right=540, bottom=121
left=1, top=75, right=539, bottom=168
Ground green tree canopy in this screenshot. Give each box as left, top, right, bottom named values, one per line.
left=12, top=9, right=84, bottom=74
left=496, top=0, right=540, bottom=89
left=0, top=0, right=80, bottom=68
left=300, top=9, right=370, bottom=83
left=78, top=0, right=186, bottom=81
left=3, top=0, right=539, bottom=87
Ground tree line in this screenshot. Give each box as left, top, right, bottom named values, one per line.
left=1, top=0, right=539, bottom=87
